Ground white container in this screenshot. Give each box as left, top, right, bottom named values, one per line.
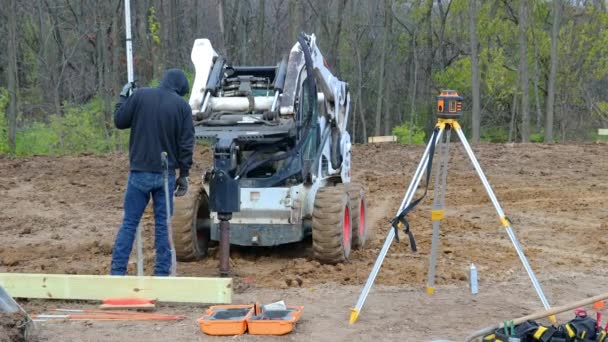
left=469, top=263, right=478, bottom=295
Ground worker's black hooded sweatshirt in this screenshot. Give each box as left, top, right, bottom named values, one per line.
left=114, top=69, right=194, bottom=177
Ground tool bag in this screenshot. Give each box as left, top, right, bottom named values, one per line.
left=483, top=320, right=540, bottom=342
left=555, top=314, right=600, bottom=342
left=483, top=315, right=606, bottom=342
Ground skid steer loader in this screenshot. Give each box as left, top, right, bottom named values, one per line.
left=172, top=33, right=367, bottom=274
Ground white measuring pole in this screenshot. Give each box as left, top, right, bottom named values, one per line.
left=124, top=0, right=142, bottom=276
left=124, top=0, right=134, bottom=83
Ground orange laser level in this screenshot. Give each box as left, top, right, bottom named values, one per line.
left=436, top=90, right=463, bottom=119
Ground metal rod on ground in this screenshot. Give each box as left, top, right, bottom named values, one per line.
left=454, top=126, right=552, bottom=313
left=161, top=152, right=177, bottom=276
left=136, top=224, right=143, bottom=276
left=218, top=217, right=231, bottom=276
left=426, top=128, right=451, bottom=295
left=124, top=0, right=134, bottom=84
left=350, top=127, right=445, bottom=324
left=465, top=292, right=608, bottom=341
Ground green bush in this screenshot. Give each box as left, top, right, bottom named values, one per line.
left=530, top=132, right=544, bottom=143
left=6, top=96, right=130, bottom=156
left=55, top=99, right=112, bottom=153
left=392, top=122, right=426, bottom=145
left=481, top=127, right=509, bottom=143
left=15, top=121, right=60, bottom=155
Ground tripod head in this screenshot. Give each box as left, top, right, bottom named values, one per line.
left=436, top=90, right=463, bottom=119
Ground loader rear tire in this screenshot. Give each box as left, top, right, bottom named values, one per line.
left=347, top=183, right=367, bottom=249
left=312, top=185, right=352, bottom=264
left=172, top=185, right=210, bottom=261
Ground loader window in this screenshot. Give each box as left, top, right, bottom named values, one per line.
left=304, top=124, right=319, bottom=161
left=299, top=78, right=316, bottom=124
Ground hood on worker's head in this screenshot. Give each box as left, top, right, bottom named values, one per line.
left=160, top=68, right=190, bottom=96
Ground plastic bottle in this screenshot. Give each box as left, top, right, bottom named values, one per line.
left=469, top=263, right=478, bottom=295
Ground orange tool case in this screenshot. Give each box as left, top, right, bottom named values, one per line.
left=247, top=305, right=304, bottom=336
left=197, top=304, right=254, bottom=336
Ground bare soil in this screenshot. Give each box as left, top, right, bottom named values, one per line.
left=1, top=142, right=607, bottom=341
left=0, top=312, right=30, bottom=342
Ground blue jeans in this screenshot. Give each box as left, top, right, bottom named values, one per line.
left=111, top=171, right=175, bottom=276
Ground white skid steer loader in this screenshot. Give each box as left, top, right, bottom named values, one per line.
left=172, top=33, right=367, bottom=275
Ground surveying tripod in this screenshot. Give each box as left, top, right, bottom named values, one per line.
left=350, top=91, right=553, bottom=325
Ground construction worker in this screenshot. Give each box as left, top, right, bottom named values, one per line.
left=110, top=68, right=194, bottom=276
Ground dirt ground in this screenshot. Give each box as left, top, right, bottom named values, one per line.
left=1, top=142, right=607, bottom=341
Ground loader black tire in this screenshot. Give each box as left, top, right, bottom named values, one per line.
left=172, top=185, right=210, bottom=261
left=346, top=183, right=368, bottom=249
left=312, top=185, right=352, bottom=264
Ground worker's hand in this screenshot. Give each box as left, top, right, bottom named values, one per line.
left=175, top=176, right=188, bottom=197
left=120, top=82, right=136, bottom=98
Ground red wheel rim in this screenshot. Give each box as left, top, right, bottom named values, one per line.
left=359, top=199, right=365, bottom=238
left=344, top=206, right=350, bottom=248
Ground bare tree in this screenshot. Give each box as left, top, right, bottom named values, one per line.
left=6, top=0, right=18, bottom=153
left=256, top=0, right=266, bottom=63
left=374, top=0, right=391, bottom=137
left=469, top=0, right=480, bottom=143
left=518, top=0, right=530, bottom=142
left=545, top=0, right=562, bottom=143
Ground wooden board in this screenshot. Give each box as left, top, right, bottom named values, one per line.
left=367, top=135, right=397, bottom=143
left=598, top=128, right=608, bottom=136
left=0, top=273, right=232, bottom=304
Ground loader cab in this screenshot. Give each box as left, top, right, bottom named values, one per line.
left=194, top=56, right=319, bottom=189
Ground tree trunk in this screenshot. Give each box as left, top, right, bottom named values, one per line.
left=437, top=0, right=453, bottom=68
left=36, top=0, right=48, bottom=94
left=374, top=0, right=390, bottom=137
left=383, top=78, right=392, bottom=136
left=508, top=92, right=518, bottom=143
left=289, top=0, right=299, bottom=42
left=256, top=0, right=266, bottom=63
left=352, top=95, right=358, bottom=143
left=218, top=0, right=226, bottom=52
left=355, top=43, right=367, bottom=144
left=330, top=0, right=347, bottom=71
left=167, top=0, right=178, bottom=67
left=425, top=0, right=434, bottom=131
left=469, top=0, right=481, bottom=143
left=531, top=24, right=542, bottom=131
left=240, top=2, right=249, bottom=64
left=7, top=0, right=19, bottom=154
left=518, top=0, right=530, bottom=142
left=383, top=0, right=393, bottom=136
left=137, top=0, right=152, bottom=83
left=545, top=0, right=561, bottom=143
left=409, top=34, right=418, bottom=145
left=231, top=0, right=243, bottom=61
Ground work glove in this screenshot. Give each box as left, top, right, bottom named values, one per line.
left=175, top=176, right=188, bottom=197
left=120, top=81, right=137, bottom=98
